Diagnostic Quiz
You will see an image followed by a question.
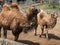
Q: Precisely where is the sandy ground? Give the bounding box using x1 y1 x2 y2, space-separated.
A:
0 16 60 45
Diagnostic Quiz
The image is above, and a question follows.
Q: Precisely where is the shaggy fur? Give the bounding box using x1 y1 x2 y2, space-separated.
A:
0 3 29 41
0 3 39 41
25 5 39 33
37 10 58 39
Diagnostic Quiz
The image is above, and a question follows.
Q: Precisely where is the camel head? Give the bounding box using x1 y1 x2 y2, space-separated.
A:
51 12 58 18
26 5 40 16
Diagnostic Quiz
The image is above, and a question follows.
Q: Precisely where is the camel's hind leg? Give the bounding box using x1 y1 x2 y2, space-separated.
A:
3 28 7 38
0 27 1 37
45 25 49 39
14 34 19 41
12 30 19 41
35 28 37 36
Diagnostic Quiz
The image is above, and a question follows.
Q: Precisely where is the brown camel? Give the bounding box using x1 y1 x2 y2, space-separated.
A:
0 3 39 41
25 5 39 34
0 3 28 41
36 10 58 39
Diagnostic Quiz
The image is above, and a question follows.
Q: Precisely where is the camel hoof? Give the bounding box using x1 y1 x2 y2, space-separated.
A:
14 39 18 41
39 35 46 38
34 34 37 36
39 35 42 37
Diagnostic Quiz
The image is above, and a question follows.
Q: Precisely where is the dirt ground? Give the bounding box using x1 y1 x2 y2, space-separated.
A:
1 16 60 45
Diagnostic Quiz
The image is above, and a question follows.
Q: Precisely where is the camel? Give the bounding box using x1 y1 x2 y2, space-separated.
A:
25 5 39 33
0 3 28 41
36 10 58 39
0 3 39 41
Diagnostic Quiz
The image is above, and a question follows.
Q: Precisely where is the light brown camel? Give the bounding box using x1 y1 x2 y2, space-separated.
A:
36 10 58 39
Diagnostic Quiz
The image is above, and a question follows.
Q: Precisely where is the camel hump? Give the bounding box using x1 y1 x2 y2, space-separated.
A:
38 11 45 19
3 4 10 11
10 3 19 10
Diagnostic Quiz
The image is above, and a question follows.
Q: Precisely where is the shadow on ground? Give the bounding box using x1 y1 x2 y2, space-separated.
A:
38 33 60 40
48 34 60 40
17 40 40 45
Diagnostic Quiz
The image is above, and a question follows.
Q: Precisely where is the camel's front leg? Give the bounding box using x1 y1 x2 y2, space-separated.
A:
12 30 19 41
12 28 22 41
35 28 37 36
34 24 38 36
3 29 7 38
45 28 49 39
40 26 44 37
